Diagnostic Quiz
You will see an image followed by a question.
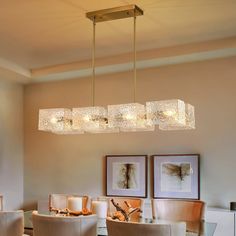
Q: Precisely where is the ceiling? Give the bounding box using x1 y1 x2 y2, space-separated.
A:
0 0 236 70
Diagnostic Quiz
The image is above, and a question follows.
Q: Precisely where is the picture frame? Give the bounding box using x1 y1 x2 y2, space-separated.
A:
106 155 147 198
153 154 200 199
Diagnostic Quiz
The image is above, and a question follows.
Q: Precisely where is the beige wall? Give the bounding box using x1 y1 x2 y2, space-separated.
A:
0 79 24 210
24 56 236 209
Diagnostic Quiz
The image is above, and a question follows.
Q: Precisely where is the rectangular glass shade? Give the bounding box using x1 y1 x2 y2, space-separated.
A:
146 99 186 126
159 103 195 130
108 103 155 132
72 106 118 133
38 108 83 134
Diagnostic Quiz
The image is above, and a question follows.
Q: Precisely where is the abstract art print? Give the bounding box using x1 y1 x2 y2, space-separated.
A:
112 162 140 190
153 154 199 199
106 155 147 197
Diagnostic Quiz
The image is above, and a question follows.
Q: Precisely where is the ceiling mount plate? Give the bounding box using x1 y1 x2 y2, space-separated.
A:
86 5 143 23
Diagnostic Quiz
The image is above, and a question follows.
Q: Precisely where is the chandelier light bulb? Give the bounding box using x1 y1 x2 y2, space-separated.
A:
163 110 176 117
50 117 59 124
83 115 91 122
124 113 136 120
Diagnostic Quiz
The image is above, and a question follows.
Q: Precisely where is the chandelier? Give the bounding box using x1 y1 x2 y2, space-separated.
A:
38 5 195 134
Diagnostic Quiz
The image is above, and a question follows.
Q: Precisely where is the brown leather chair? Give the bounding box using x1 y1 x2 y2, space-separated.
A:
32 211 97 236
0 195 3 211
106 217 186 236
151 199 205 233
49 194 91 210
98 196 144 222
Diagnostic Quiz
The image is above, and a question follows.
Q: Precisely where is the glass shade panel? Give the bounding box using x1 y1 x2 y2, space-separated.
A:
159 103 195 130
108 103 155 132
72 106 118 133
146 99 186 126
38 108 83 134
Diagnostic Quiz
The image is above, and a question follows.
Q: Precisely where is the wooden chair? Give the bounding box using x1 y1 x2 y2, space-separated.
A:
98 196 144 222
0 195 3 211
106 217 186 236
0 210 28 236
151 199 205 233
49 194 91 210
32 211 97 236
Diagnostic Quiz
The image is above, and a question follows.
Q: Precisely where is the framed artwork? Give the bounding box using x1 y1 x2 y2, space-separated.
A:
153 154 200 199
106 155 147 198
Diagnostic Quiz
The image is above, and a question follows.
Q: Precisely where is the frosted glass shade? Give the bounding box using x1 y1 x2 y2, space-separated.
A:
108 103 155 132
72 106 118 133
159 103 195 130
38 108 83 134
146 99 186 126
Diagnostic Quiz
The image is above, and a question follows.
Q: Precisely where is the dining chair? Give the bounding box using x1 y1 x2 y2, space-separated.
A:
32 211 97 236
0 210 28 236
106 217 186 236
49 194 91 210
0 195 3 210
151 199 205 233
98 196 144 222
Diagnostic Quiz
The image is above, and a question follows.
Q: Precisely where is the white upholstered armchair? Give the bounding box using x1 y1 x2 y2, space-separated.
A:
32 210 97 236
0 210 29 236
106 218 186 236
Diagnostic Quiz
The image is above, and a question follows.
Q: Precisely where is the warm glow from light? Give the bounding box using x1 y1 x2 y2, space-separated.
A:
124 113 135 120
50 117 58 124
163 110 176 117
83 115 90 121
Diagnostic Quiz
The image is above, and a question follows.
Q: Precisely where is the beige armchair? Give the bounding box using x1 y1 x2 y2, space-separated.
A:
98 196 144 222
0 195 3 211
32 211 97 236
49 194 91 210
106 218 186 236
151 199 205 233
0 210 27 236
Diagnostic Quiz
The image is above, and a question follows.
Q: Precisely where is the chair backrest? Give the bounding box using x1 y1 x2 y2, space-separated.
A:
0 195 3 211
49 194 90 210
151 199 205 232
99 196 144 222
106 218 186 236
32 211 97 236
0 211 24 236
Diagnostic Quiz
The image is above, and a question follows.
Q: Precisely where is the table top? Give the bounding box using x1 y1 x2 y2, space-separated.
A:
24 211 217 236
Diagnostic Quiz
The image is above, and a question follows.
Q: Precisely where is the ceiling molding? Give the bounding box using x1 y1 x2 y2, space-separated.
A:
0 67 31 84
31 47 236 83
0 57 31 77
0 57 31 83
32 37 236 77
1 37 236 84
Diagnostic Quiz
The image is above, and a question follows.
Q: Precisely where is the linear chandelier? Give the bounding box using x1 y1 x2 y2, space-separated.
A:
38 5 195 134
